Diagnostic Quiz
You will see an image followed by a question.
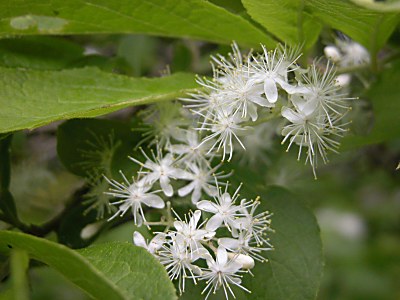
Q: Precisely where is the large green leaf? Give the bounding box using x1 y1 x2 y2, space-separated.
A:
341 61 400 149
308 0 399 51
242 0 398 51
0 231 177 300
0 67 197 133
241 0 322 48
0 0 275 48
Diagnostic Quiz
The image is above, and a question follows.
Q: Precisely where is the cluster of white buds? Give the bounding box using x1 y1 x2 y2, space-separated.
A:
324 35 370 87
133 183 272 299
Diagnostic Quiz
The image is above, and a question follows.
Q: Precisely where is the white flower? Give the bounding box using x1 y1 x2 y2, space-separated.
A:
129 147 191 197
199 246 250 300
235 199 273 247
281 104 346 177
167 130 213 165
196 108 250 162
159 234 207 295
104 172 164 226
219 230 269 262
217 67 271 121
178 162 229 204
197 183 242 234
249 45 299 103
133 231 166 255
299 62 351 126
173 210 215 252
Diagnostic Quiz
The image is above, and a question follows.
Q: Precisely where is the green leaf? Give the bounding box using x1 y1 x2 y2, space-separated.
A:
341 61 400 149
0 0 275 48
307 0 399 51
0 231 177 300
241 0 322 48
242 187 323 300
242 0 398 51
79 242 177 300
0 67 197 133
0 36 84 70
10 249 29 300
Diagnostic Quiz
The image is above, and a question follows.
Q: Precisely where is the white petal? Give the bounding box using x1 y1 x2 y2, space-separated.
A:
191 186 202 204
133 231 147 249
219 237 240 250
281 107 303 124
206 214 224 231
197 200 219 213
149 233 166 252
169 168 191 180
190 210 202 228
174 221 184 232
249 95 272 107
216 246 228 265
247 102 258 121
221 192 232 206
160 176 173 197
264 78 278 103
178 182 195 197
141 194 165 209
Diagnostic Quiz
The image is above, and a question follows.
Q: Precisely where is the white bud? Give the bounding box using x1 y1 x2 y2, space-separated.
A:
324 46 341 62
335 74 351 87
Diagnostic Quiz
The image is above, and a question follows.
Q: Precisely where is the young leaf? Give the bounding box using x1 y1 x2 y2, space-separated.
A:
0 0 275 48
0 67 197 133
241 0 322 48
0 231 177 300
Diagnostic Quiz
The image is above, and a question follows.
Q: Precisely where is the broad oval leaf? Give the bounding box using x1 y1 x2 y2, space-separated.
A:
0 0 275 48
0 231 177 300
0 67 197 133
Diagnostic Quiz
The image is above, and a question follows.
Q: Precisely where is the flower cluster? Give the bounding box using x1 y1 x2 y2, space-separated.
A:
133 183 272 299
102 40 356 299
185 43 351 176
